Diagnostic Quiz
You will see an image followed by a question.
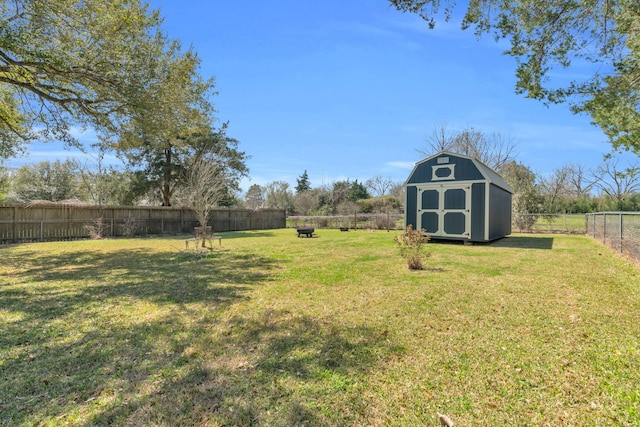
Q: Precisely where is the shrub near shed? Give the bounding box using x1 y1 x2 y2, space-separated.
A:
394 224 431 270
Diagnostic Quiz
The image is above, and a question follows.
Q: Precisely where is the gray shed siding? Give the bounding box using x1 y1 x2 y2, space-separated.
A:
404 152 512 242
488 184 512 240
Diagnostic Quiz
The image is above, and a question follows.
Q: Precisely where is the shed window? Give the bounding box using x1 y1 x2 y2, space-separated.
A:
432 164 455 181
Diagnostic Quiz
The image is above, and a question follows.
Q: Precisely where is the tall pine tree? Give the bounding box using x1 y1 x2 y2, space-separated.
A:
295 170 311 194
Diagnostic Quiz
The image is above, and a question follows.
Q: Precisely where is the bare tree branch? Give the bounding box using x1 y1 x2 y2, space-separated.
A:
419 125 519 171
591 156 640 201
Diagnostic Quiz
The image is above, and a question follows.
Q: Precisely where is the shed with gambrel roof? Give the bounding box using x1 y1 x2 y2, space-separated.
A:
404 151 512 242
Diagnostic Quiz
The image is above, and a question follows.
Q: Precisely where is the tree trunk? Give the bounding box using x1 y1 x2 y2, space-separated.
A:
162 146 172 206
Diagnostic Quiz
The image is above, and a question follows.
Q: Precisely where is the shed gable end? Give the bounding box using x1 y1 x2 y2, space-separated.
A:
406 154 483 184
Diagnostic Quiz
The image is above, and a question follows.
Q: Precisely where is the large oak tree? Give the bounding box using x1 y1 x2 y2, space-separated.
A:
0 0 173 157
111 35 222 206
1 0 247 208
119 124 249 207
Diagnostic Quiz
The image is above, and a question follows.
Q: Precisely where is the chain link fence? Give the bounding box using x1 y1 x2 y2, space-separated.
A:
586 212 640 264
290 212 587 234
512 213 586 234
288 211 405 231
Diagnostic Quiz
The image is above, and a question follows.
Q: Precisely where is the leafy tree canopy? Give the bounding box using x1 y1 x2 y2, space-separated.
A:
348 179 370 201
390 0 640 153
501 160 544 213
120 123 249 207
8 159 79 202
0 163 9 200
245 184 265 210
106 25 221 206
0 0 177 157
264 181 294 213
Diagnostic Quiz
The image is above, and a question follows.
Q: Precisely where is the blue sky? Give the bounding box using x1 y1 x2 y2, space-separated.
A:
7 0 638 193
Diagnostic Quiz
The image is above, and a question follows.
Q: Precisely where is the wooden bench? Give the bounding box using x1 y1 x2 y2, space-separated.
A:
185 235 221 249
296 227 315 238
185 226 222 249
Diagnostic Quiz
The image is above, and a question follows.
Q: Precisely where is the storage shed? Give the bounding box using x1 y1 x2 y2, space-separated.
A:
404 151 512 243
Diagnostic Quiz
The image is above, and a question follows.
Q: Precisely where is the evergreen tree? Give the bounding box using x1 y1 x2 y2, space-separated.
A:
295 170 311 194
348 180 370 202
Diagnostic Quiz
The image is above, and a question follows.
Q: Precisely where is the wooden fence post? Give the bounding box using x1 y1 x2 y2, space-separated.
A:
12 206 17 243
67 206 71 240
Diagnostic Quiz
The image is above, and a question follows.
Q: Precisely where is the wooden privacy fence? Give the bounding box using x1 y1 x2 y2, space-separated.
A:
0 204 285 244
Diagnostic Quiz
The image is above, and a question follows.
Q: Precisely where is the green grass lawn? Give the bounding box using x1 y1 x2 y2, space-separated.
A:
533 213 586 232
1 229 639 426
514 213 587 234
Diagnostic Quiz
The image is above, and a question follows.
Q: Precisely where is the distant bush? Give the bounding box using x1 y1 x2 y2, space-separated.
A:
84 218 108 239
358 195 403 213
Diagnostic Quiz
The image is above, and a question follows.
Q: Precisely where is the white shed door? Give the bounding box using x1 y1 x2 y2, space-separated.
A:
416 184 471 238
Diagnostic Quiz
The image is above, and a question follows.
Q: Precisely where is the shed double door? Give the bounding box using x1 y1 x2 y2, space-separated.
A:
417 184 471 238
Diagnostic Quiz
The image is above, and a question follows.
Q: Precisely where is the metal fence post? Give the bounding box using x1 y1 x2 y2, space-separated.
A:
585 213 590 236
619 213 623 253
